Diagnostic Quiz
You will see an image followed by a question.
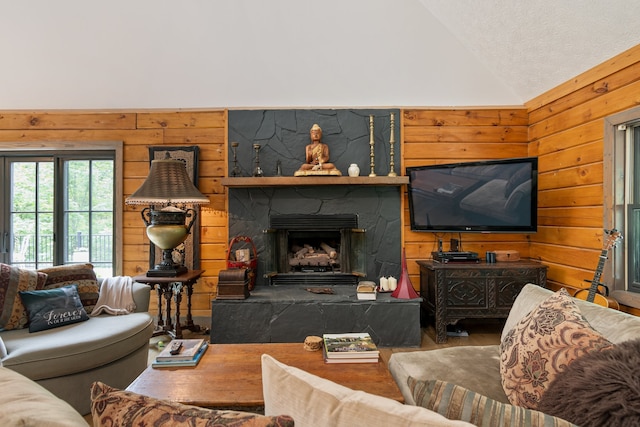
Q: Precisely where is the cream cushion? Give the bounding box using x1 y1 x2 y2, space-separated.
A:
0 366 87 426
261 353 473 427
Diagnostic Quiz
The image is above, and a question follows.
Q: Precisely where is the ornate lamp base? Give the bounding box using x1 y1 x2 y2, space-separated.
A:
147 248 188 277
147 265 187 277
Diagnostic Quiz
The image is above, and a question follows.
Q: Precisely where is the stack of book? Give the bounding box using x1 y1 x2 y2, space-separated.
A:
322 333 379 364
152 338 208 368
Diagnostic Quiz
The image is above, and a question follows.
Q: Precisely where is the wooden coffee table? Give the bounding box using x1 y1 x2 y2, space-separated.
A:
126 343 403 408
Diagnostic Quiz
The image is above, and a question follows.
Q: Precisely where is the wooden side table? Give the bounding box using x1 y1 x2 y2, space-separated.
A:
134 270 204 339
417 260 547 343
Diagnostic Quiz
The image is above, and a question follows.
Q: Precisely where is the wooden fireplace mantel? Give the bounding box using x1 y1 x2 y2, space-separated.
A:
221 176 409 187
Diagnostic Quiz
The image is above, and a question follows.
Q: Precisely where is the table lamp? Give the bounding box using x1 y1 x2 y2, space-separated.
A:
125 153 210 277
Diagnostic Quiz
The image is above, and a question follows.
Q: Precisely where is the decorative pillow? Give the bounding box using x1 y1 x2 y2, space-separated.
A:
0 366 88 427
500 288 613 409
39 263 100 313
408 377 577 427
19 285 89 333
538 339 640 427
261 354 472 427
90 381 294 427
0 263 47 331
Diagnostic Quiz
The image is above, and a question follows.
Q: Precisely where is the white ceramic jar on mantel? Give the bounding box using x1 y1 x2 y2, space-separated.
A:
348 164 360 177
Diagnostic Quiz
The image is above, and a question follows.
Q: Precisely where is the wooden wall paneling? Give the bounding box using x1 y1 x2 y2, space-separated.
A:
136 111 226 129
403 125 528 143
537 206 603 228
0 111 137 130
530 79 640 142
537 161 603 191
537 182 602 208
163 128 225 147
403 109 528 126
530 121 604 157
530 241 601 272
403 143 528 163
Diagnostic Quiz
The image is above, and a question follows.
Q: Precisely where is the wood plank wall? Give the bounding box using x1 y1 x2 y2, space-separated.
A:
0 110 228 317
401 108 531 285
526 44 640 306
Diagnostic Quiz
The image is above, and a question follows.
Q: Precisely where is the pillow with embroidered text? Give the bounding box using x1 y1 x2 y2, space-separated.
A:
19 285 89 332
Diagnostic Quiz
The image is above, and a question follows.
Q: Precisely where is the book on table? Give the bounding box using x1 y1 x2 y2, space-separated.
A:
322 346 379 364
322 333 379 362
155 338 206 362
152 343 208 368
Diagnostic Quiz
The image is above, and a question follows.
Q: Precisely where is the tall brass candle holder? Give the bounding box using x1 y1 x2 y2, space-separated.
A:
253 144 264 177
369 115 376 177
388 113 397 177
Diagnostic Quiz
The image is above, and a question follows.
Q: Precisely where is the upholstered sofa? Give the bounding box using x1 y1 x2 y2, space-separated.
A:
0 263 154 416
388 284 640 426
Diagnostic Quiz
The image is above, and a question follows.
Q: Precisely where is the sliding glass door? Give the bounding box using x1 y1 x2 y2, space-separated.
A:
1 152 115 277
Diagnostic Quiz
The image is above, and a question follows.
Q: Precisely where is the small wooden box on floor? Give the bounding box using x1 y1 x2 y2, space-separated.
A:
216 269 250 300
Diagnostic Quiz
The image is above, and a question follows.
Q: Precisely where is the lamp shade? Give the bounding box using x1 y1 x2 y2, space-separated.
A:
125 156 210 205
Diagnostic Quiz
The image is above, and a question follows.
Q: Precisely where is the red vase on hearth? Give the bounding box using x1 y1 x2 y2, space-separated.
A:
391 249 420 299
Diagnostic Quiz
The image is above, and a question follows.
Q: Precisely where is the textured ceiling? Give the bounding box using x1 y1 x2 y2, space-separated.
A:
1 1 640 108
421 0 640 101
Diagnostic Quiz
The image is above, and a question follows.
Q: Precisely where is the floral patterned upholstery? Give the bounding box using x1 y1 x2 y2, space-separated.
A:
91 382 294 427
499 288 612 409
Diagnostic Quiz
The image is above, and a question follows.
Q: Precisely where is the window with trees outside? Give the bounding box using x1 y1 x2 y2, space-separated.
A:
0 142 123 277
606 106 640 295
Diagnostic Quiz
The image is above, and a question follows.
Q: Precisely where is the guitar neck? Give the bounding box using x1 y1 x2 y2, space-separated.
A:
588 249 608 302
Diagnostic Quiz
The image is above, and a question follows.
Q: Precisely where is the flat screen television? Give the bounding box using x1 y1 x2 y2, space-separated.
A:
407 157 538 233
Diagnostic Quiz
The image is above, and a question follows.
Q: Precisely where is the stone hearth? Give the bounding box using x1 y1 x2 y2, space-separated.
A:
210 286 421 347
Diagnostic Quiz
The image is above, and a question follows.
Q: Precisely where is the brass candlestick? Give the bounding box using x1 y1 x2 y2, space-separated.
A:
252 144 263 177
231 141 241 177
369 115 376 177
388 113 397 177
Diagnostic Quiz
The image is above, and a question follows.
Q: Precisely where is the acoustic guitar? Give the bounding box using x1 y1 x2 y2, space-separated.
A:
574 229 622 309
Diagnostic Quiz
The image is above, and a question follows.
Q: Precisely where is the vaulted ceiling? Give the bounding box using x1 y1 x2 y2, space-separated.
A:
421 0 640 102
1 1 640 109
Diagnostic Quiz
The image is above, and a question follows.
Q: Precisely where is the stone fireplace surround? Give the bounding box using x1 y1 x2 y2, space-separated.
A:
213 109 420 347
227 109 403 287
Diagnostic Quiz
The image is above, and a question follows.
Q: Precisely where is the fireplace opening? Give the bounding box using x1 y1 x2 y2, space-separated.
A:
287 230 341 273
266 214 365 286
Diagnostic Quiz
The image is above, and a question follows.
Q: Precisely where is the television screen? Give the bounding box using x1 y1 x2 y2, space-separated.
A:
407 157 538 233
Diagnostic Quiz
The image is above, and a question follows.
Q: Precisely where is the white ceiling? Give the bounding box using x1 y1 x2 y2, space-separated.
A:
1 0 639 109
420 0 640 102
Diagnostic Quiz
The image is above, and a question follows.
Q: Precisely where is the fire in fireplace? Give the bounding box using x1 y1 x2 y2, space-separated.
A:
265 214 365 286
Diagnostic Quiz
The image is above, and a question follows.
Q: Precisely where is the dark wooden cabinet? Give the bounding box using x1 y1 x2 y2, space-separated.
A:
417 260 547 343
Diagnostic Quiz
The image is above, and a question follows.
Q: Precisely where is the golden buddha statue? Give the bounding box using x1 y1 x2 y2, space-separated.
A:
294 124 342 176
